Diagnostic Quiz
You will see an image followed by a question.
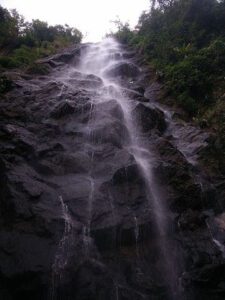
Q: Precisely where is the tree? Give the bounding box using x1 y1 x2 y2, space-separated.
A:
0 5 18 49
0 4 82 69
151 0 175 10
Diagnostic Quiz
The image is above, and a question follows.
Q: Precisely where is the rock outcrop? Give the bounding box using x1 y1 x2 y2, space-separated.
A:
0 40 224 300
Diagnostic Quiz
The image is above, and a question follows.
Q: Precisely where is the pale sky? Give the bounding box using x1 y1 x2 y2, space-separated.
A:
1 0 150 42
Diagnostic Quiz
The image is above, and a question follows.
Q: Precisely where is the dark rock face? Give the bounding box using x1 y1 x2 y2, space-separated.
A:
153 138 203 210
134 103 167 134
0 40 224 300
104 61 140 79
50 100 77 118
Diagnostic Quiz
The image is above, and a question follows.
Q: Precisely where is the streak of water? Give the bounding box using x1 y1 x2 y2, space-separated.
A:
115 284 119 300
82 177 95 255
206 219 225 259
213 239 225 258
134 216 139 258
50 195 72 300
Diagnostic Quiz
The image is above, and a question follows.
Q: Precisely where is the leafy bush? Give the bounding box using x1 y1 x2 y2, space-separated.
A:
109 21 135 45
0 56 20 68
26 63 50 75
164 52 213 109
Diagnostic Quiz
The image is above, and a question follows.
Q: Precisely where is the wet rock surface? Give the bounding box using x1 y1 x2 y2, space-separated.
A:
103 61 140 79
133 103 167 134
0 40 224 300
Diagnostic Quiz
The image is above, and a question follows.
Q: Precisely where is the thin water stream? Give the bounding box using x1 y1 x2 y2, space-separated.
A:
50 196 72 299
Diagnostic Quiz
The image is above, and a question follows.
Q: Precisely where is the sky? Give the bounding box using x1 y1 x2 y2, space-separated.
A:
1 0 150 42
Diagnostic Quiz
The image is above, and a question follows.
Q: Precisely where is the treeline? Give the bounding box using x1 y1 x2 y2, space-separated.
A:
0 5 82 69
113 0 225 174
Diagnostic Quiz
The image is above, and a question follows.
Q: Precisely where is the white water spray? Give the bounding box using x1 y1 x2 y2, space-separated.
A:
76 38 179 297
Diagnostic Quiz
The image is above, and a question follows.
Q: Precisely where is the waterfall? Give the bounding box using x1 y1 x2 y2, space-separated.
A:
47 37 182 299
2 29 224 299
76 38 180 298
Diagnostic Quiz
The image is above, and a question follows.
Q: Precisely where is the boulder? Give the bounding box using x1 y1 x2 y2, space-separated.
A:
36 152 91 176
145 82 162 101
50 98 91 119
154 138 203 211
90 118 129 148
133 103 167 133
36 44 85 66
94 99 124 121
121 88 149 102
68 75 103 89
50 100 76 118
104 62 140 79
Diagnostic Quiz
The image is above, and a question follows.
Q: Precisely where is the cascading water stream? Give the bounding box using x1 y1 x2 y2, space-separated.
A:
47 37 183 299
76 38 180 298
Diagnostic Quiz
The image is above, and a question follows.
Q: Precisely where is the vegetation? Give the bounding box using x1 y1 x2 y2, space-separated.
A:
112 0 225 175
0 5 82 71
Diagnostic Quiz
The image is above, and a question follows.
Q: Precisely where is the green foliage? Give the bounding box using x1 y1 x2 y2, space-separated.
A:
0 6 19 49
112 0 225 172
11 46 40 67
26 63 50 75
0 5 83 69
164 51 212 110
111 21 135 44
177 92 198 115
0 56 19 68
113 0 225 116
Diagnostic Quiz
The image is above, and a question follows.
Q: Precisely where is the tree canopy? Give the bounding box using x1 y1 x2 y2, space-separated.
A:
0 5 82 68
